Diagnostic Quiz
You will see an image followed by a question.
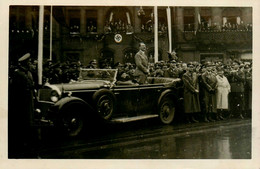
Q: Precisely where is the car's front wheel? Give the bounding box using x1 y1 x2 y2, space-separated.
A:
159 97 175 124
60 106 85 137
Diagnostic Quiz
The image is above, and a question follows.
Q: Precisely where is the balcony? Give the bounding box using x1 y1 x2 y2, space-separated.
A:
196 30 252 45
182 30 252 51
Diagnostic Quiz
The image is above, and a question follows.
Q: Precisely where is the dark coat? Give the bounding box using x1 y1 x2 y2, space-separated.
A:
229 70 245 92
10 66 35 127
201 72 217 113
134 50 149 84
182 72 201 113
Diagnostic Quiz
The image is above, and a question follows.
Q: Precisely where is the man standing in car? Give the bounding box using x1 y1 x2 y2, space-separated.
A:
134 42 149 84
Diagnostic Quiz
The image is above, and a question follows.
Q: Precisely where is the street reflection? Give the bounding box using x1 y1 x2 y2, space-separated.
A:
86 124 251 159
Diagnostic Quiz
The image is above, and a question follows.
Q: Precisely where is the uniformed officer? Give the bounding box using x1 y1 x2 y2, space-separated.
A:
244 64 252 117
229 61 246 119
201 62 218 122
9 53 36 156
182 63 201 123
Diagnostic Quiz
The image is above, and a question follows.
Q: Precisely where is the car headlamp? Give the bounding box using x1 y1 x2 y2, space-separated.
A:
50 90 59 102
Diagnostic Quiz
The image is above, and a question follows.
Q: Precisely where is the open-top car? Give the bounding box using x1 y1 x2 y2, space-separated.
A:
37 68 182 136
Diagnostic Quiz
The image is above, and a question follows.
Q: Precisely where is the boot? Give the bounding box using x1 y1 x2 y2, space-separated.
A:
204 116 210 122
239 113 245 119
219 111 225 120
191 115 199 123
186 114 191 123
208 114 215 122
216 113 221 121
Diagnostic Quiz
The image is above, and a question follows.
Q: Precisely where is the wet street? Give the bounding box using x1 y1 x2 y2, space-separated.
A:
14 118 251 159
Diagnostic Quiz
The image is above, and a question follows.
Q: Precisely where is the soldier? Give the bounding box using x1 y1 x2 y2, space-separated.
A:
201 62 218 122
9 53 36 156
87 59 98 69
182 63 201 123
134 42 149 84
244 64 252 118
229 61 246 119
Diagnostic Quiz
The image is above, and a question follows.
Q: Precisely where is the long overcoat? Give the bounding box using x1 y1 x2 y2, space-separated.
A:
182 72 201 113
134 50 149 84
216 75 230 109
201 72 217 113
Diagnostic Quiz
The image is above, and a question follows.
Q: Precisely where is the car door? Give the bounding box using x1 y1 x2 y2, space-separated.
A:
113 85 140 117
137 84 163 115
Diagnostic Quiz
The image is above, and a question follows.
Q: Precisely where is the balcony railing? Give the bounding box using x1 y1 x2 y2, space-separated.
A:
183 30 252 45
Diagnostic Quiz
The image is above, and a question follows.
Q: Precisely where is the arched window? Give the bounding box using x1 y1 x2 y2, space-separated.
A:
184 8 195 31
99 48 114 68
199 7 212 31
105 7 133 34
123 48 138 64
147 48 162 63
222 8 242 26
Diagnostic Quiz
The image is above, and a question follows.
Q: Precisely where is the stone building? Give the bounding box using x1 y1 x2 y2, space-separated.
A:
9 6 252 67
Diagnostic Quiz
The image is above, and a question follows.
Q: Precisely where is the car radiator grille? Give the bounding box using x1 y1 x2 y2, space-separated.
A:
38 89 52 102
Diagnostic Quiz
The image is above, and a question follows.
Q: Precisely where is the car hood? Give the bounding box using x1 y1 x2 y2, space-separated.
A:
52 80 111 91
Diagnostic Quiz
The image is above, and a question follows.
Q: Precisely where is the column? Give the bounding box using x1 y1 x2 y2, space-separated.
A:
194 7 199 31
25 7 32 29
80 8 86 35
212 7 222 30
97 8 104 33
176 7 184 32
134 7 142 33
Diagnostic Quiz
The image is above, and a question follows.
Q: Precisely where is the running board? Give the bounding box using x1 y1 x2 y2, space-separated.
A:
111 114 159 123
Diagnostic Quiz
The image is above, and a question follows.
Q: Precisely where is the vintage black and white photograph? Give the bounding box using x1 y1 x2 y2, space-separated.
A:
1 0 260 168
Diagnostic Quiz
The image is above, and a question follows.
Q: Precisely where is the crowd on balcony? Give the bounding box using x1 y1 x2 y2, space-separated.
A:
140 22 168 33
198 21 252 32
103 20 134 34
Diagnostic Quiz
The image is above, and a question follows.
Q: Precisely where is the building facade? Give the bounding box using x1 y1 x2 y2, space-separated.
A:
9 6 252 67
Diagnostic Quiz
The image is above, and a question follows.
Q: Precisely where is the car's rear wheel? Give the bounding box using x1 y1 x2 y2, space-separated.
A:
159 97 175 124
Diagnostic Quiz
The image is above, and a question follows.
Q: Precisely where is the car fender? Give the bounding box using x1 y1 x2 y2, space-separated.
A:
54 96 94 114
157 89 177 106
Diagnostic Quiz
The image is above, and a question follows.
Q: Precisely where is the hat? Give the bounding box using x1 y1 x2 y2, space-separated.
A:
18 53 30 62
244 64 250 69
187 62 194 67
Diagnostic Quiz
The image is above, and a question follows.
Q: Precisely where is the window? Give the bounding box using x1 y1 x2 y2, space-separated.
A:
184 8 195 31
140 8 153 32
199 7 212 31
69 10 80 34
86 10 97 33
158 9 167 33
105 7 133 34
222 8 242 29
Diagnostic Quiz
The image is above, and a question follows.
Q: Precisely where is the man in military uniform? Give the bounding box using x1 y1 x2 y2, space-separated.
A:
229 62 246 118
201 62 218 122
9 53 35 157
244 64 252 117
182 63 201 123
134 42 149 84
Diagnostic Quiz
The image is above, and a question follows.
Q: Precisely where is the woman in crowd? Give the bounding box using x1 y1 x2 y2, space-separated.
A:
216 68 231 120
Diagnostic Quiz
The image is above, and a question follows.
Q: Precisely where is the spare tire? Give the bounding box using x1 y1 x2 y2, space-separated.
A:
93 89 116 120
158 96 176 124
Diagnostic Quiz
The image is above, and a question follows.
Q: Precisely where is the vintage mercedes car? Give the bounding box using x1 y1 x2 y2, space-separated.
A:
37 69 182 136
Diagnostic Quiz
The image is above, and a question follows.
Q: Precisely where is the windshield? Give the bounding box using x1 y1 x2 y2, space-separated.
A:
78 69 118 83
